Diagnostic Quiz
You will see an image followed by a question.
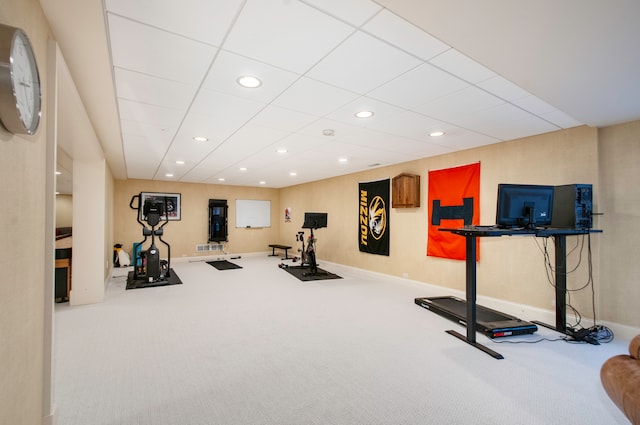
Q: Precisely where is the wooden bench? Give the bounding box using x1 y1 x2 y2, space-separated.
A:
268 244 292 259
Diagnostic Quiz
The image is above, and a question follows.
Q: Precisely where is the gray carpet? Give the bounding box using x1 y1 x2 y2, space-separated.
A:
54 256 630 425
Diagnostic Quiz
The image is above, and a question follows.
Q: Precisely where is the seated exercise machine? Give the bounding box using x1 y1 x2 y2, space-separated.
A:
126 193 176 289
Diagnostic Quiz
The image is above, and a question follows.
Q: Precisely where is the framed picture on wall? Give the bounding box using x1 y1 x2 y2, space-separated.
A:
140 192 181 221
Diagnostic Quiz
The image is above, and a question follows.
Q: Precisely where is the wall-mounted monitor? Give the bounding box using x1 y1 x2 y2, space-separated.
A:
496 184 554 229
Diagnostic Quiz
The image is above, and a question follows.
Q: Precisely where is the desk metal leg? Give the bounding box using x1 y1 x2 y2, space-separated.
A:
446 234 504 359
533 235 569 335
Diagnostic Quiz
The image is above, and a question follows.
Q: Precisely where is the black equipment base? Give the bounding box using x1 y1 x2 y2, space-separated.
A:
415 296 538 338
126 268 182 290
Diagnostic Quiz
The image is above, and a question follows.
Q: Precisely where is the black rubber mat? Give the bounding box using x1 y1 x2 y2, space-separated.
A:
126 269 182 290
207 260 242 270
281 265 342 282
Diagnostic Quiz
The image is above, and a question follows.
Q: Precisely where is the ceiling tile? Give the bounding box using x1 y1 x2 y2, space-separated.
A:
324 97 468 144
477 75 534 102
415 86 505 124
539 109 583 129
202 50 300 103
301 0 382 26
117 99 184 131
272 77 360 116
362 8 449 61
105 0 244 45
120 119 174 148
307 31 422 94
188 88 267 139
511 95 556 115
324 96 407 128
223 0 355 74
114 68 198 110
429 48 496 84
368 62 469 109
249 105 318 133
108 14 216 84
461 103 561 141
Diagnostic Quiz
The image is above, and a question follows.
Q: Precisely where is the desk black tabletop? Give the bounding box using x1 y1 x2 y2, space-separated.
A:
439 226 602 237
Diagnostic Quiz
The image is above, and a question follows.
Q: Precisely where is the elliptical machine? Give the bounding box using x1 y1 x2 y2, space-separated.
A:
127 193 172 289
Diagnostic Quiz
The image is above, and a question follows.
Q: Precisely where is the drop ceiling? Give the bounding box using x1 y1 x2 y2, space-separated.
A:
43 0 640 191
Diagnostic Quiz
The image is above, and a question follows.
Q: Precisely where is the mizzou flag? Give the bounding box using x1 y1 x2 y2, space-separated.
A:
427 163 480 260
358 179 390 256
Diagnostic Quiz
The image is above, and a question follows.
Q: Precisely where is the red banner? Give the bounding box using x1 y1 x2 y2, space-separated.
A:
427 163 480 260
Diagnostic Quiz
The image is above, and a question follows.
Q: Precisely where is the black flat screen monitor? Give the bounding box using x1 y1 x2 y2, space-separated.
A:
496 184 554 229
302 212 327 229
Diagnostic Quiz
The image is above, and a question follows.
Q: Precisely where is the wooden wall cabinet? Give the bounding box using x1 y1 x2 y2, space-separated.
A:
392 173 420 208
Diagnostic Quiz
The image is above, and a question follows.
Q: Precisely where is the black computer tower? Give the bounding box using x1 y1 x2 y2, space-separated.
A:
551 184 593 229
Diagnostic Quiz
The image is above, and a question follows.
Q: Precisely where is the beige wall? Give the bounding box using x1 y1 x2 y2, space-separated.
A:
0 1 52 424
114 179 280 259
105 166 114 281
55 194 73 228
278 125 624 326
112 124 640 330
598 120 640 327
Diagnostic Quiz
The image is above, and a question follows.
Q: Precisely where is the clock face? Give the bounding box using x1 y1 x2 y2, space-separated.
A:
0 24 41 135
11 30 41 134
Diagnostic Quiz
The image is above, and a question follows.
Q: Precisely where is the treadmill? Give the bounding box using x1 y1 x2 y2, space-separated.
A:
415 296 537 338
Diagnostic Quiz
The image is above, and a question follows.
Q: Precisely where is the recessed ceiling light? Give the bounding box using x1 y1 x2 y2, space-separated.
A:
355 110 374 118
165 173 174 177
429 131 445 137
239 167 247 172
259 181 266 185
323 129 335 136
289 172 297 176
193 136 208 142
276 148 287 154
218 178 225 182
175 160 185 165
338 157 348 163
55 171 61 175
237 75 262 88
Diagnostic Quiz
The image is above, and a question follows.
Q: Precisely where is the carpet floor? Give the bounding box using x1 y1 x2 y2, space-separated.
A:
54 255 630 425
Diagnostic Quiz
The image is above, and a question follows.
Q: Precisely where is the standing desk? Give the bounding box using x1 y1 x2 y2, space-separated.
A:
439 226 601 359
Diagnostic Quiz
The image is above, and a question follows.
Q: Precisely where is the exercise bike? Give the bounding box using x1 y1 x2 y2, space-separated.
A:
300 212 327 277
302 229 319 276
126 194 173 289
293 230 319 275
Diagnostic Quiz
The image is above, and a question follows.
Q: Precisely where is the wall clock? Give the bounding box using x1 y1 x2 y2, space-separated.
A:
0 23 41 135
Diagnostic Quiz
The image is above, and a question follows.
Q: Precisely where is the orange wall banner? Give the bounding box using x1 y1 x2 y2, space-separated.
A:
427 163 480 260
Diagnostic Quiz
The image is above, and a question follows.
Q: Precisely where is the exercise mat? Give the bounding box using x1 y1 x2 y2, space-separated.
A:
281 265 342 282
126 269 183 290
207 260 242 270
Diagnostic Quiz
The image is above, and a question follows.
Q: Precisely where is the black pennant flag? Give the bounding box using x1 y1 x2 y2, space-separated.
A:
358 179 390 256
